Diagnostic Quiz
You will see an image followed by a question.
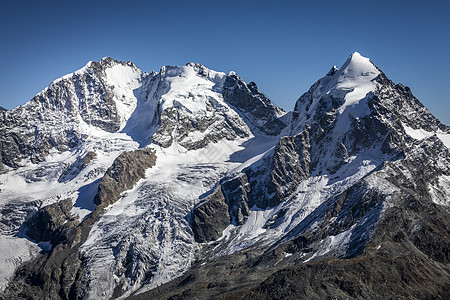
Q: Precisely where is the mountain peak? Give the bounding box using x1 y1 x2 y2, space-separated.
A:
293 52 381 131
340 52 378 78
326 65 339 76
326 52 380 114
348 51 363 59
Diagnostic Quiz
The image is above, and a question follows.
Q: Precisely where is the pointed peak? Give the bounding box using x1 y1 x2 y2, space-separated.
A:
345 52 374 66
339 52 378 78
348 51 363 59
344 52 373 67
327 66 339 76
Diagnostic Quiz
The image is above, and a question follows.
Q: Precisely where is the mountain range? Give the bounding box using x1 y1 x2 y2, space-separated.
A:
0 52 449 300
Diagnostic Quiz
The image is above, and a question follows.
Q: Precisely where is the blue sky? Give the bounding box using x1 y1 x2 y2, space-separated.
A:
1 0 449 124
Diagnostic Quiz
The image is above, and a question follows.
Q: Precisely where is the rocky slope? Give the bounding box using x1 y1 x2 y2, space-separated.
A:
1 53 449 300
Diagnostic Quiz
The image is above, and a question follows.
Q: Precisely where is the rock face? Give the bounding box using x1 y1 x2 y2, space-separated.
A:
222 74 286 135
149 63 254 150
5 199 84 300
0 57 144 169
25 199 76 244
94 148 156 207
192 187 230 243
1 53 450 300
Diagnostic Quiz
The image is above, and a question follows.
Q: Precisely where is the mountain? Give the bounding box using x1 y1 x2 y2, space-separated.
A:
0 53 449 300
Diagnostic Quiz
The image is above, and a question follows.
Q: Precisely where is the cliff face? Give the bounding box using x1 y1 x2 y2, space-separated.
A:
94 148 156 207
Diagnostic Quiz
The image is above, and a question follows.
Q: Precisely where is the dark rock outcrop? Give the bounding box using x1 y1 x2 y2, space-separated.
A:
25 199 77 245
81 151 96 168
192 187 230 243
5 199 84 300
222 74 286 135
247 254 449 300
230 129 311 211
94 148 157 207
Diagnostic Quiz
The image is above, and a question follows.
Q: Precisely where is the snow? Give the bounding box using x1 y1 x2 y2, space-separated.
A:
437 132 450 148
104 64 143 129
229 135 281 174
303 227 353 263
403 123 434 140
332 52 380 114
429 175 450 207
72 179 101 220
0 236 40 292
329 52 379 136
0 118 141 291
80 138 249 299
402 123 450 148
294 52 379 137
216 148 383 258
158 64 226 113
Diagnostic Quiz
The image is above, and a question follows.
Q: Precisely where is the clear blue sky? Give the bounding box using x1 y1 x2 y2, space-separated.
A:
1 0 449 124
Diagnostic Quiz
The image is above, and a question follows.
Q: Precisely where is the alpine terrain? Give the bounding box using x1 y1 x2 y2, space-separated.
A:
0 53 449 300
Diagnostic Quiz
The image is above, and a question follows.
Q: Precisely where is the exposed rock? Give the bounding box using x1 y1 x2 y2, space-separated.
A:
197 130 311 234
222 74 286 135
4 199 84 300
373 72 449 133
222 174 251 225
151 105 249 150
265 131 311 206
58 151 97 182
25 199 76 245
0 58 144 169
81 151 96 168
246 254 449 300
192 187 230 243
94 148 157 207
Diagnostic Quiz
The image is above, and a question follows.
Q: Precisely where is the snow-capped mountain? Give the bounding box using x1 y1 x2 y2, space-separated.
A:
1 53 449 300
